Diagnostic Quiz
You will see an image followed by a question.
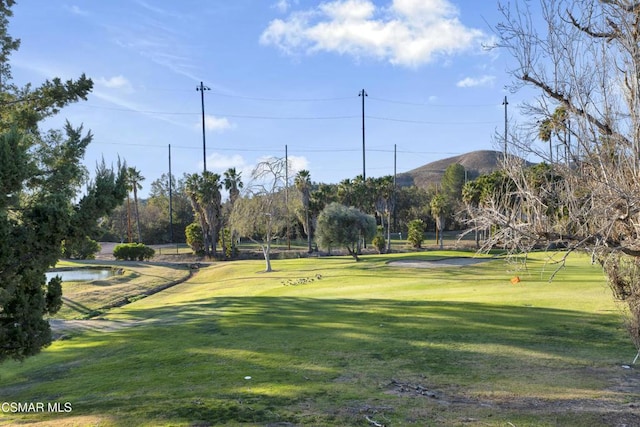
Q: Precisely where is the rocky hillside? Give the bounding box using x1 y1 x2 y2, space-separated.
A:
396 150 510 189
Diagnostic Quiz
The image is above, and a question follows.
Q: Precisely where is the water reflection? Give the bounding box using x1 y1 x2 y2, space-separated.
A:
45 269 115 282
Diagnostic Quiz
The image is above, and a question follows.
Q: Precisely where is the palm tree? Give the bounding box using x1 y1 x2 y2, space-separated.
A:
126 167 145 242
294 170 312 253
223 168 243 256
538 106 568 164
337 178 353 206
185 173 209 255
201 171 223 257
185 172 223 257
223 167 243 205
430 193 448 249
372 176 394 252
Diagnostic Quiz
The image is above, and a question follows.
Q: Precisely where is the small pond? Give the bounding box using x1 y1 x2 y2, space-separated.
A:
45 269 116 282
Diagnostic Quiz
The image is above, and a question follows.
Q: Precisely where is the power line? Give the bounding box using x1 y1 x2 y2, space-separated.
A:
82 103 498 125
367 115 499 125
88 140 364 152
129 85 505 107
89 140 464 157
220 113 358 120
367 96 500 108
82 104 359 120
208 92 354 102
130 87 355 102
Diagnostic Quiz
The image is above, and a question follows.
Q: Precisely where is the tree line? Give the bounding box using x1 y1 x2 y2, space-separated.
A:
96 161 472 254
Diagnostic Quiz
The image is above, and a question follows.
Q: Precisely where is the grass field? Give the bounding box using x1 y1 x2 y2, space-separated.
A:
1 251 639 426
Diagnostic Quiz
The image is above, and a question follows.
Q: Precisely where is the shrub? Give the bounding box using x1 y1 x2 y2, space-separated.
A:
185 222 204 254
407 219 425 249
61 236 101 259
372 226 386 254
113 243 155 261
219 227 237 259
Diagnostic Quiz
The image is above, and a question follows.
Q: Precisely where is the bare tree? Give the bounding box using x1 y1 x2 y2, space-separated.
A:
230 157 290 272
466 0 640 351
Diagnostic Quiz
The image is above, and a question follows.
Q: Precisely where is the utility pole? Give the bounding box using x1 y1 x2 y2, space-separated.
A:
393 143 397 233
390 143 397 253
359 89 367 179
502 96 508 162
168 144 174 244
285 144 290 250
197 81 210 172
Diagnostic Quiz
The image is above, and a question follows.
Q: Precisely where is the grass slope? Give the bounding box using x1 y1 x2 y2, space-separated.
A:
1 252 638 426
51 260 191 319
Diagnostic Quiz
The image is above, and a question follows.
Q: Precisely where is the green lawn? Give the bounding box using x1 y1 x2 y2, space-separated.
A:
1 251 638 426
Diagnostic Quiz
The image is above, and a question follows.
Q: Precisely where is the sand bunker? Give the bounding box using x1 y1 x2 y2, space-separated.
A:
387 257 492 268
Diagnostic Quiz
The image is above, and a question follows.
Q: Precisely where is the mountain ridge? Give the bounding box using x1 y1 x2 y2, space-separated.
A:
397 150 510 188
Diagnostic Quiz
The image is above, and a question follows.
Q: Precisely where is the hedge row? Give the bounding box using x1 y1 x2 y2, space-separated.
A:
113 243 155 261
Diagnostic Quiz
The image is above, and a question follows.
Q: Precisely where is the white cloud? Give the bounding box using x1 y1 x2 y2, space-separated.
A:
456 74 495 88
67 5 89 16
202 115 234 132
260 0 487 67
206 153 249 172
253 155 309 176
199 153 252 199
272 0 293 13
287 155 309 174
97 75 132 90
197 154 310 191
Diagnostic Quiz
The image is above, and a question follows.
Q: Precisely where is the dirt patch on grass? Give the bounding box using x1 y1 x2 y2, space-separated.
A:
385 375 640 426
387 257 492 268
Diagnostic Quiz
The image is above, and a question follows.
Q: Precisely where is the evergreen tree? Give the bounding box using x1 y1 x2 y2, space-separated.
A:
0 2 127 362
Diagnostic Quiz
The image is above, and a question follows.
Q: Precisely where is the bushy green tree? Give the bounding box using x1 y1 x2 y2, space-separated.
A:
441 163 466 202
316 202 376 261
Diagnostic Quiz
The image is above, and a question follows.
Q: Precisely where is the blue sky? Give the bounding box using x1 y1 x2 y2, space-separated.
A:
9 0 530 198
